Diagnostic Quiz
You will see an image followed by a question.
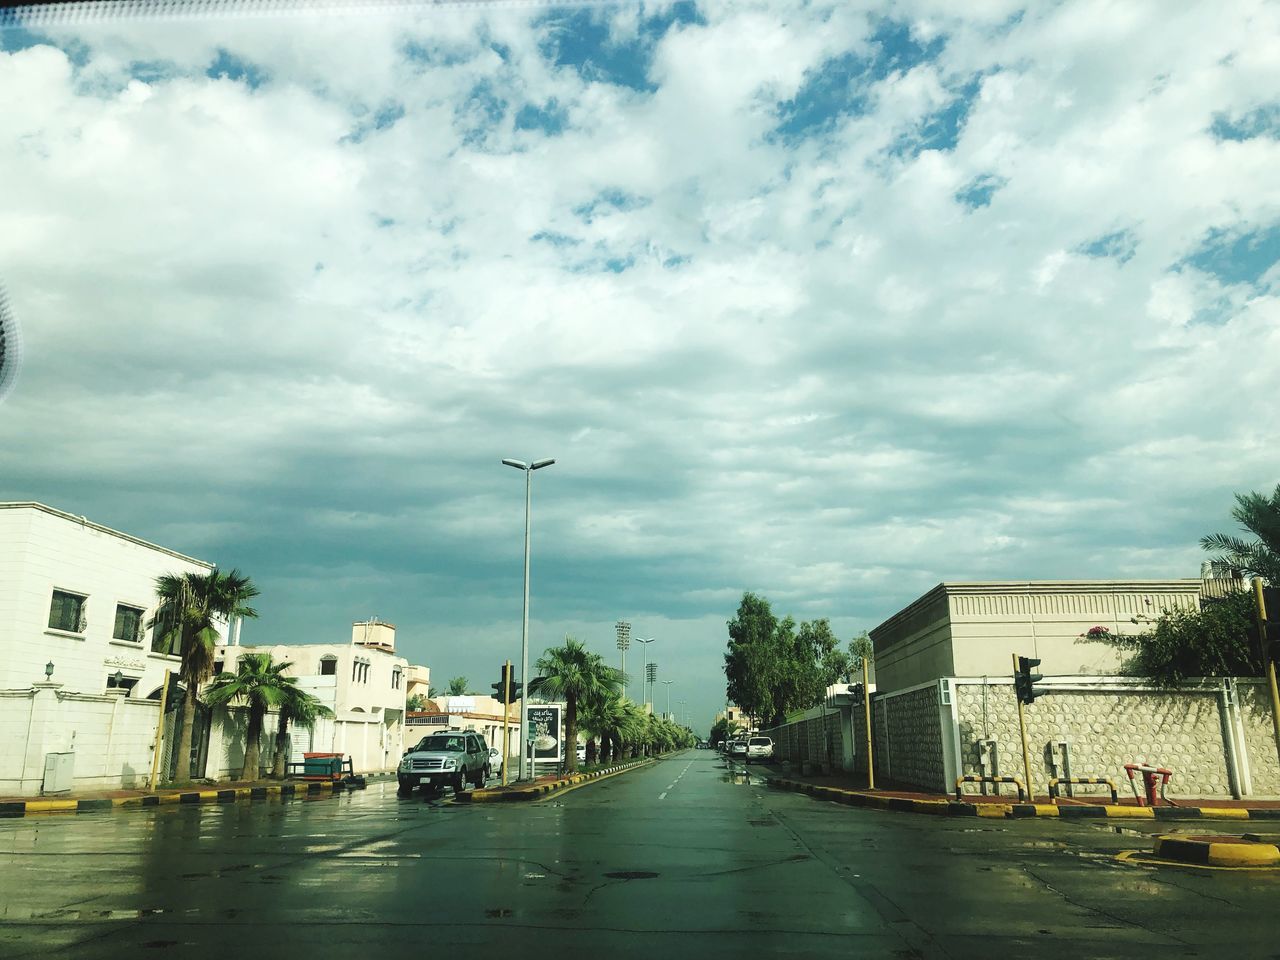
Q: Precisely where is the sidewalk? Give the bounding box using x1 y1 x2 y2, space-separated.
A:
0 772 393 818
750 759 1280 821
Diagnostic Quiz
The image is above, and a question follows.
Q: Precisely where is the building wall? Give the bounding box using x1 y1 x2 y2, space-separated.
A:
0 503 217 699
0 686 163 796
869 589 953 697
871 581 1206 694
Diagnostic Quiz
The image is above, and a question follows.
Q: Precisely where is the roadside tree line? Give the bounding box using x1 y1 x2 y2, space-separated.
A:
722 592 871 730
150 569 332 783
530 636 697 773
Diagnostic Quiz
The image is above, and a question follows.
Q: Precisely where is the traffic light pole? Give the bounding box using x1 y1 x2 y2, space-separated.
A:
502 660 512 786
1014 653 1034 801
1255 579 1280 766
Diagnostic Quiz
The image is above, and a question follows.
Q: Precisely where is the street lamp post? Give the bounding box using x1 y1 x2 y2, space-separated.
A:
662 679 673 720
502 456 556 782
636 637 654 708
616 621 631 700
678 699 687 728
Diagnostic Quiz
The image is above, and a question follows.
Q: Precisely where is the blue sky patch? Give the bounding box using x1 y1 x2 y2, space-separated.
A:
573 188 650 223
531 231 582 247
456 80 507 147
1210 103 1280 141
1078 228 1138 264
955 173 1006 209
342 101 406 145
888 76 981 158
129 60 178 85
515 98 567 135
1182 223 1280 287
206 49 268 89
773 19 950 145
536 4 700 93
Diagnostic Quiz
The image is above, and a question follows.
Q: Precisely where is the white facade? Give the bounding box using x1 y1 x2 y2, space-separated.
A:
0 502 219 697
221 621 411 775
0 502 223 795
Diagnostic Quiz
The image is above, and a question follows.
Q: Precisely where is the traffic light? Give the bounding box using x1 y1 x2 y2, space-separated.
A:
491 664 523 704
1014 656 1044 705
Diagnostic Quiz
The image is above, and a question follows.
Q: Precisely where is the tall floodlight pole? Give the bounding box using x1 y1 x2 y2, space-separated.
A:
502 456 556 782
662 679 674 720
616 621 631 700
645 662 657 711
636 637 654 708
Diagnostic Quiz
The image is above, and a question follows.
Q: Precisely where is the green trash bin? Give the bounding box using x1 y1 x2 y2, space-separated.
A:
302 752 343 780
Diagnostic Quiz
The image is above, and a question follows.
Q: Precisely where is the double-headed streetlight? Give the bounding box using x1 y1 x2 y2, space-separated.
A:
662 679 674 720
502 456 555 782
636 637 655 708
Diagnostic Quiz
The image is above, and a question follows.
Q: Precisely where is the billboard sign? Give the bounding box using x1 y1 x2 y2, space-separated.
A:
526 704 563 762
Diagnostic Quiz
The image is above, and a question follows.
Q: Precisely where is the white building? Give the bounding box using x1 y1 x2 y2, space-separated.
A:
412 694 520 761
220 620 412 775
0 502 222 796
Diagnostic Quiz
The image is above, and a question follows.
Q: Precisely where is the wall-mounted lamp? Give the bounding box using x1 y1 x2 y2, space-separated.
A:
44 661 54 680
113 670 124 687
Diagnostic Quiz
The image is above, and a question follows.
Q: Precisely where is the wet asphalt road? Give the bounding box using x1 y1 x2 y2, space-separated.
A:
1 750 1277 959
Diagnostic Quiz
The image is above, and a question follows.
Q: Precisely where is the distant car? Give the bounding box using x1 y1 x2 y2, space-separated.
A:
398 732 490 795
745 736 773 763
727 740 747 760
488 747 504 779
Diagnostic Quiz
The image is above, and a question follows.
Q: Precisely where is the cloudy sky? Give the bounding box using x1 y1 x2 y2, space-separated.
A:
1 0 1277 730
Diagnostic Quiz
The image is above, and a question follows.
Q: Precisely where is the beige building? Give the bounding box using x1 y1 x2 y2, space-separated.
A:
869 580 1205 694
221 620 412 774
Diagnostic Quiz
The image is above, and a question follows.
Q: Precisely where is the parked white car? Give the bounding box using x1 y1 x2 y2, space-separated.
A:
745 736 773 762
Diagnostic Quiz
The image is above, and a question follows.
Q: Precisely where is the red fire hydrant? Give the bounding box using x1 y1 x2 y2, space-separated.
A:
1123 763 1173 806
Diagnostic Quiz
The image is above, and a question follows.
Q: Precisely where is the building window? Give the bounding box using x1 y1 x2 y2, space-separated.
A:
392 668 402 690
48 590 87 633
106 674 138 694
320 657 337 676
213 661 225 675
150 602 181 656
352 660 370 683
113 604 145 643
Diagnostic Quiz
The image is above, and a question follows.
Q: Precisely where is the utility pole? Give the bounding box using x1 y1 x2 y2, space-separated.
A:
1255 579 1280 765
862 656 874 790
662 679 673 719
1014 652 1034 800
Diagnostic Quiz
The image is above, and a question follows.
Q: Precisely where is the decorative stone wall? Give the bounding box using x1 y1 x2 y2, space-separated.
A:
874 684 945 791
763 711 844 769
952 680 1260 798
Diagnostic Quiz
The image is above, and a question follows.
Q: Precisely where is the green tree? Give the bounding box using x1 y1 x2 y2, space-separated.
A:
270 685 335 779
724 592 782 724
530 636 624 773
205 652 293 781
150 568 259 783
1201 484 1280 583
1081 591 1262 684
406 693 426 711
447 676 469 696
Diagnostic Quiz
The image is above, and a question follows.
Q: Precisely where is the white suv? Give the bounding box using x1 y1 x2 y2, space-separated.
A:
398 732 490 795
745 736 773 763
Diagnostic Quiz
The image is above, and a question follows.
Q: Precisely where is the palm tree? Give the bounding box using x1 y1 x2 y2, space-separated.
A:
204 653 292 781
530 637 624 773
447 676 469 696
270 685 335 779
151 568 259 783
1201 484 1280 584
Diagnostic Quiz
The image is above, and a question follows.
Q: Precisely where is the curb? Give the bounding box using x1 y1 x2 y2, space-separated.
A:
764 777 1280 821
1152 834 1280 867
460 759 655 803
0 779 355 818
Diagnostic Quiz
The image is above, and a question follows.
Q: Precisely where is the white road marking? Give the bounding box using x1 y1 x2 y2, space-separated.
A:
659 761 695 800
658 791 668 800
